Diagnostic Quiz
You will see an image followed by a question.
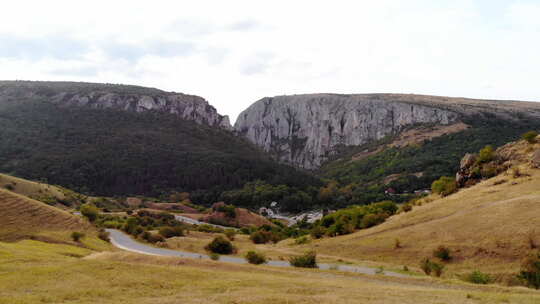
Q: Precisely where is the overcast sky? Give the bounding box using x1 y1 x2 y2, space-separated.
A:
1 0 539 122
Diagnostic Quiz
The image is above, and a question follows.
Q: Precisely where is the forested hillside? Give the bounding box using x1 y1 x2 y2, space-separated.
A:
318 114 540 207
0 83 321 208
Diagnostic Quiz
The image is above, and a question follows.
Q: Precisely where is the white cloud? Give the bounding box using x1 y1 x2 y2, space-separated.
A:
0 0 539 123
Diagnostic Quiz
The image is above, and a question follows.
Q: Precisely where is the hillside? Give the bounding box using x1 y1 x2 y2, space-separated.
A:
295 137 540 279
236 93 540 208
0 187 108 248
0 81 321 209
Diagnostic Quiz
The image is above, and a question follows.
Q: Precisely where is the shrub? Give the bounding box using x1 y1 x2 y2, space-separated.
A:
159 226 184 238
294 236 310 245
224 229 236 241
215 204 236 218
478 145 495 163
519 251 540 289
80 203 99 222
433 246 452 261
205 236 235 254
467 270 491 284
4 183 14 191
310 225 326 239
103 220 121 229
420 258 433 275
420 258 444 277
71 231 85 242
522 131 538 144
289 251 318 268
431 176 457 196
250 230 272 244
209 253 220 261
196 224 224 234
98 230 110 242
431 261 445 277
401 203 413 213
140 231 164 243
245 251 267 265
360 213 387 229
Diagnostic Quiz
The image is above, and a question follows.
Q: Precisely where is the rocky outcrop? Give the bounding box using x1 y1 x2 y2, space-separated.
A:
0 81 231 129
234 94 460 169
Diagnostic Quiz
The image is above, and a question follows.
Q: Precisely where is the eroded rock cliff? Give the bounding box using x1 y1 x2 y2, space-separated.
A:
235 94 464 169
0 81 231 129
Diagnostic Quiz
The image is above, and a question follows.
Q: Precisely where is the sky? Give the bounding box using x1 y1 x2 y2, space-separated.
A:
1 0 540 123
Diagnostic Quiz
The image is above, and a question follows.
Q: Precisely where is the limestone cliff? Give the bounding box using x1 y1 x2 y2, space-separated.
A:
234 93 540 169
0 81 231 129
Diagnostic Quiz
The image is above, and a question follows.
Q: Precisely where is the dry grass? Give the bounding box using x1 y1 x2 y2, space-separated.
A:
0 188 110 251
1 240 539 304
0 173 68 202
295 164 540 278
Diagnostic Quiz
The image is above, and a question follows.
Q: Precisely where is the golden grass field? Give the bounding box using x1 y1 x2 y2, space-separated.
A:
287 141 540 281
1 239 539 304
1 140 539 303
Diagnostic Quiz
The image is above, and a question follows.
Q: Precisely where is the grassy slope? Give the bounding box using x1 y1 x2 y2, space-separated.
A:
300 142 540 277
1 241 539 304
0 188 110 250
0 173 71 203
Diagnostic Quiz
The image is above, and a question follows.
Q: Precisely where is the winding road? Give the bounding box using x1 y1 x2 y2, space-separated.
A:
106 229 406 277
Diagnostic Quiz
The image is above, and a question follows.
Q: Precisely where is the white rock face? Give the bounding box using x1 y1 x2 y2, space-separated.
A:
235 94 459 169
0 81 231 129
51 92 232 129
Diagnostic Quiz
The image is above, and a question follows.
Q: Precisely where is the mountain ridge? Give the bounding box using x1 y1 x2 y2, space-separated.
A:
235 93 540 169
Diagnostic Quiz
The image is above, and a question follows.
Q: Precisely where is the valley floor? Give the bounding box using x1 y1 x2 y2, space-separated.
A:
1 240 539 304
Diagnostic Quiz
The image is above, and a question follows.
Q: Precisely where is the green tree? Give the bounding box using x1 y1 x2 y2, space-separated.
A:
80 203 99 222
478 145 495 163
431 176 457 196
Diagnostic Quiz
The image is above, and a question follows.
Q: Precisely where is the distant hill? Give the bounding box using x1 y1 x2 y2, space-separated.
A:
236 93 540 207
304 136 540 279
0 81 321 209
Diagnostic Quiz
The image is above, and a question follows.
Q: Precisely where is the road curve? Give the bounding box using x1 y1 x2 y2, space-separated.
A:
106 229 406 277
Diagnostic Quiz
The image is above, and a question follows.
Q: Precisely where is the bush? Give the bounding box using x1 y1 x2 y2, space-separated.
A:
467 270 491 284
360 213 387 229
159 226 184 238
143 232 165 244
310 225 326 239
431 261 445 277
205 236 235 254
433 245 452 261
71 231 85 242
215 204 237 218
401 203 413 213
480 164 498 178
420 258 433 275
478 145 495 163
519 251 540 289
197 224 224 234
420 258 444 277
98 230 110 242
431 176 457 196
294 236 310 245
289 251 318 268
245 251 267 265
80 203 99 222
209 253 220 261
224 229 236 241
250 230 272 244
522 131 538 144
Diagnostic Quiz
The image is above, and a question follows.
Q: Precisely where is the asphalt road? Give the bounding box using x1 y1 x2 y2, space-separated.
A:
106 229 406 277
